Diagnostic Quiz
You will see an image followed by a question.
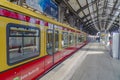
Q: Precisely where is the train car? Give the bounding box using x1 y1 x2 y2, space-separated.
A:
0 0 87 80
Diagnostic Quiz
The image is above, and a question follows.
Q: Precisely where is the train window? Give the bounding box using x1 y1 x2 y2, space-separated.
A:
78 35 82 43
69 33 74 45
46 29 53 55
62 32 68 48
7 24 40 65
74 34 77 44
82 36 85 42
72 34 75 45
55 31 59 52
76 34 79 44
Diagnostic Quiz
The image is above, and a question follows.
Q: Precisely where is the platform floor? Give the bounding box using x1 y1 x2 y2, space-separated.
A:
39 43 120 80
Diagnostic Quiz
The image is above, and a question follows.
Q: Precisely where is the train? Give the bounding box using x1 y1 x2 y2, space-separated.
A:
0 0 87 80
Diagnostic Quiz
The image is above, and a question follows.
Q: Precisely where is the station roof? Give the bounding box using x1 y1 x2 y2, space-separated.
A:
63 0 120 34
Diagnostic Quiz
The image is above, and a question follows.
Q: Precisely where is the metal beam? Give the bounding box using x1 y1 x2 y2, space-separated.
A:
96 0 101 30
63 0 85 25
81 7 103 21
63 0 88 27
76 0 89 26
76 0 97 14
85 16 98 24
105 0 118 29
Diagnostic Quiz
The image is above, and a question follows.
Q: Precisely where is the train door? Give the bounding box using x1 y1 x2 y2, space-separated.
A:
54 30 60 64
45 24 61 69
62 32 69 57
45 28 54 70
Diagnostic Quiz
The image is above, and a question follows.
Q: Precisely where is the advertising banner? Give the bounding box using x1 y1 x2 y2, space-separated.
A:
26 0 58 19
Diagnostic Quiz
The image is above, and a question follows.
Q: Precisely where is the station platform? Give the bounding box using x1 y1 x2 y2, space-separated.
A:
39 43 120 80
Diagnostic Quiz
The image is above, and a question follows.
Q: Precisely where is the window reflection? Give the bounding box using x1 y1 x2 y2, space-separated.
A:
8 25 40 64
55 31 59 52
62 32 68 48
69 33 74 45
46 30 53 55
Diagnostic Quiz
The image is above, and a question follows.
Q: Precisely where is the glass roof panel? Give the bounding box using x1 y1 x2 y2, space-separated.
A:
83 18 87 22
93 3 96 11
78 0 87 7
84 8 89 15
79 12 85 17
89 20 92 23
68 0 80 11
89 5 93 13
98 0 104 6
114 11 119 16
108 0 114 7
98 8 103 15
94 18 97 22
65 0 119 32
87 16 91 20
98 5 103 10
118 5 120 9
94 13 97 17
87 0 92 4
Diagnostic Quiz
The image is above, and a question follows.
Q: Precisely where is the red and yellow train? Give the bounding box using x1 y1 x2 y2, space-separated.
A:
0 0 87 80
